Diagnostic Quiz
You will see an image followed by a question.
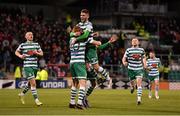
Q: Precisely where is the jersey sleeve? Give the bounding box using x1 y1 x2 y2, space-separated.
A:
123 49 128 58
37 43 42 51
16 44 22 52
85 37 94 44
158 58 162 67
142 48 146 58
85 24 93 32
146 59 150 68
76 30 90 42
97 42 111 50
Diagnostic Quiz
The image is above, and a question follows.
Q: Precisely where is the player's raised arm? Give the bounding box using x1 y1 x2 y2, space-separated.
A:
91 40 101 46
97 34 118 50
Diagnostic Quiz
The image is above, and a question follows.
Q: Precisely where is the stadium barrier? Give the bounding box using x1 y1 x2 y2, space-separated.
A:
169 82 180 90
40 80 67 88
65 77 173 90
0 80 15 89
0 79 179 90
15 79 67 89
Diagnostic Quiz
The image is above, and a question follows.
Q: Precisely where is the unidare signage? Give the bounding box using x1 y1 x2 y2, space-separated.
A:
40 80 67 88
16 80 67 88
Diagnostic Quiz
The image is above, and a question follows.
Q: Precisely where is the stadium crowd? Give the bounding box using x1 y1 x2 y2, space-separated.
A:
0 7 122 72
130 17 180 54
0 7 179 80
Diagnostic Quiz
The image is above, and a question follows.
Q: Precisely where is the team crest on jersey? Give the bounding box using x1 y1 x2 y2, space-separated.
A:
151 63 157 68
132 54 141 60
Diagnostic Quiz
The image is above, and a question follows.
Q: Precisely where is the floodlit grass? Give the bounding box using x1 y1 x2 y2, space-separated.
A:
0 89 180 115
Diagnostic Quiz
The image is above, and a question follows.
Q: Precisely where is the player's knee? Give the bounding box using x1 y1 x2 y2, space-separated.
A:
79 80 86 87
30 83 36 87
29 79 36 87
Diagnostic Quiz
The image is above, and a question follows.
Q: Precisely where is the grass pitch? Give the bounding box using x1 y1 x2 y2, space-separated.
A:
0 89 180 115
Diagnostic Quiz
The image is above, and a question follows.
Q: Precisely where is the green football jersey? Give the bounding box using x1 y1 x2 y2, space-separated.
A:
16 41 42 68
124 47 145 70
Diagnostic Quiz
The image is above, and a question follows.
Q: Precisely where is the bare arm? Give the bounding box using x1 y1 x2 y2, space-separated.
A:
122 56 128 67
97 34 118 50
143 57 147 69
15 50 25 59
122 49 128 67
34 50 43 56
91 40 102 46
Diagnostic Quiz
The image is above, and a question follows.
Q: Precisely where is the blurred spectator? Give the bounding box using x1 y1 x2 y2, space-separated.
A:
163 62 170 80
39 57 46 68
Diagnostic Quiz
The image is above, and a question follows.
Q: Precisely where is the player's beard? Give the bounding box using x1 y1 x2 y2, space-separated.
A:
133 45 138 48
81 18 87 23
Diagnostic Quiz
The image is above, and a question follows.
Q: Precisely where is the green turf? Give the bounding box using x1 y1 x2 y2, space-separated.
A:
0 89 180 115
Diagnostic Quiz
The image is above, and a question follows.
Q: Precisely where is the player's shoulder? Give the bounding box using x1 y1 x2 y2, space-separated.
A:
19 42 25 45
77 22 82 26
155 57 160 61
126 47 131 51
127 47 144 51
84 21 92 27
77 21 93 28
138 47 145 51
20 42 28 46
86 21 92 25
147 58 152 62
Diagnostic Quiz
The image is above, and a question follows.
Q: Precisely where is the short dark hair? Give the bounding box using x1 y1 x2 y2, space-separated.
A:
81 9 89 14
132 36 138 40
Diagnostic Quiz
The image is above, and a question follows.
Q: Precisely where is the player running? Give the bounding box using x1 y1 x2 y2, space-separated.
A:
15 32 43 106
122 37 146 105
146 51 161 99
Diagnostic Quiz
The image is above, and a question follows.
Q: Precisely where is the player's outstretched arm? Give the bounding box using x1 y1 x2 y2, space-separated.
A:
108 34 118 43
91 40 102 46
92 32 100 37
98 42 111 50
97 34 118 50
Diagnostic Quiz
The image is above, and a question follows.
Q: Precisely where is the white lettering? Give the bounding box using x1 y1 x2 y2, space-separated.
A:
41 81 66 88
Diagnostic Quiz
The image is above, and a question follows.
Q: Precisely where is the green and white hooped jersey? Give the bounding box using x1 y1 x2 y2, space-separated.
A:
16 41 42 68
124 47 145 70
70 37 93 64
147 58 161 76
77 21 95 48
77 21 93 34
